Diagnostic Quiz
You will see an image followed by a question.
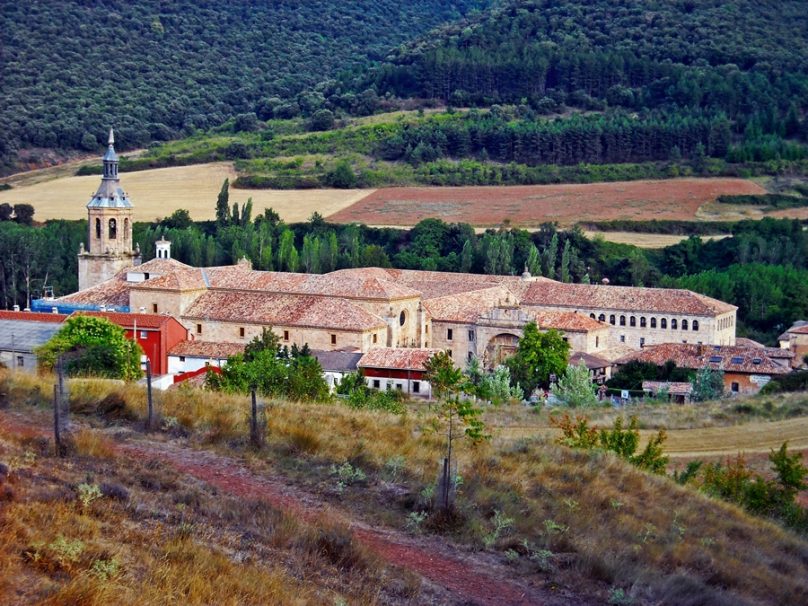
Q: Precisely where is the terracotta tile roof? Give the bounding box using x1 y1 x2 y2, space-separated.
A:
0 310 67 323
642 381 693 396
423 287 512 323
735 337 765 348
183 291 386 332
168 340 245 359
616 343 791 375
133 258 194 273
129 267 208 291
530 310 610 333
522 282 736 316
72 311 174 330
57 273 131 308
358 347 443 371
782 322 808 337
569 351 611 369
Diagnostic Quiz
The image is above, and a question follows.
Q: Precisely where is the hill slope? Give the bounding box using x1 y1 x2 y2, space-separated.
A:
0 0 486 165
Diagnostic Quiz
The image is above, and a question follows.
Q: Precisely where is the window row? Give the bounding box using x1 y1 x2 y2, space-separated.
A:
590 313 700 331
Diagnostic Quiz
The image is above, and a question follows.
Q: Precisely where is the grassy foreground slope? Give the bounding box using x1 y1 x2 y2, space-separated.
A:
2 371 807 605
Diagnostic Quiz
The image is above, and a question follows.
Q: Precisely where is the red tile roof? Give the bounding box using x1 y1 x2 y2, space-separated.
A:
183 291 386 332
57 273 132 308
569 351 611 369
0 310 67 323
530 310 610 333
168 341 245 359
358 347 443 371
423 287 512 323
642 381 693 396
616 343 790 375
72 311 178 329
522 282 736 316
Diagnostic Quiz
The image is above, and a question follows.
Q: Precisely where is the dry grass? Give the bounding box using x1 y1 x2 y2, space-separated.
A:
3 371 808 604
0 162 370 222
0 415 398 605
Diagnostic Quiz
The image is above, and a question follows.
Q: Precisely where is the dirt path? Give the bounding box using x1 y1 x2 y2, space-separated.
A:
0 411 587 606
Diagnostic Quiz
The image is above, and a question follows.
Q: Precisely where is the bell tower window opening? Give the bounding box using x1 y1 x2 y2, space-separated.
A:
124 218 129 244
95 218 101 240
109 218 117 240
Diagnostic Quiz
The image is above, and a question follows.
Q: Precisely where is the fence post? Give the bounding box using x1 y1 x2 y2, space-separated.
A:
250 388 263 448
146 358 154 431
53 384 62 457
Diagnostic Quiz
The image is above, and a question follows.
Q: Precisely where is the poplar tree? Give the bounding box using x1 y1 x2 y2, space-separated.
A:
215 179 230 226
560 239 571 283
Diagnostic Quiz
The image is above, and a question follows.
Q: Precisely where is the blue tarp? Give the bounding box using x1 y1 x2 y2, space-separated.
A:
30 299 130 314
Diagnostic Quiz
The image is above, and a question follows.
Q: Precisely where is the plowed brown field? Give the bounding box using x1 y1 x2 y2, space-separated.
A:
327 178 766 227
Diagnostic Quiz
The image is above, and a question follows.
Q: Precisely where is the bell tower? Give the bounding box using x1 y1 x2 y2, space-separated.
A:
78 129 141 290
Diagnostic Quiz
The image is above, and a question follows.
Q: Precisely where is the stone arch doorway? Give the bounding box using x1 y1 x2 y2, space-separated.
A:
483 333 520 369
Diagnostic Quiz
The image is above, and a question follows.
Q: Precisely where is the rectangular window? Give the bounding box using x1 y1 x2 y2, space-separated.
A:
16 355 24 368
467 351 473 361
331 334 337 345
372 379 380 389
620 335 625 343
196 324 202 334
179 356 186 362
447 328 453 341
140 331 148 339
447 349 453 358
468 330 475 341
731 382 740 393
373 334 378 344
239 327 245 338
152 303 158 313
395 383 403 391
640 337 645 347
412 381 420 393
283 330 289 341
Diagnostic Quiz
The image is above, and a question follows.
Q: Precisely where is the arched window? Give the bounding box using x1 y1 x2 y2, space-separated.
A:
619 315 626 326
692 320 699 331
609 315 615 325
640 317 647 328
598 313 605 322
124 218 129 243
682 319 689 330
671 319 678 330
590 313 596 319
108 218 117 240
95 218 101 239
630 316 636 327
399 310 406 326
650 317 657 328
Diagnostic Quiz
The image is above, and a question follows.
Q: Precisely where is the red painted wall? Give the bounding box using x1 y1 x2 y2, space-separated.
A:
123 318 187 375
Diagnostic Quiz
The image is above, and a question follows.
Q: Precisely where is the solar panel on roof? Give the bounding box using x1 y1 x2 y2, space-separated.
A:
709 355 723 363
730 356 744 364
752 358 763 364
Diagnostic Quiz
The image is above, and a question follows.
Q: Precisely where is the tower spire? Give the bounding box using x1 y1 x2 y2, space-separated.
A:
108 128 114 146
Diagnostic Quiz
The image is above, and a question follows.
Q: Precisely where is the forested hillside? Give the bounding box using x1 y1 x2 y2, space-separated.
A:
366 0 808 162
0 0 486 168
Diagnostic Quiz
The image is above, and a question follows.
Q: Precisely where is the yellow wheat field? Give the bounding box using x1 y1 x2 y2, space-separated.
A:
0 162 372 222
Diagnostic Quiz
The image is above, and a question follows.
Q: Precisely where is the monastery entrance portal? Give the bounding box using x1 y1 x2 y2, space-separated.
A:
483 333 520 368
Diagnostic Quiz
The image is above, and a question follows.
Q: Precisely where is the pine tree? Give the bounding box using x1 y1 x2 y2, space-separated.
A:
215 179 230 226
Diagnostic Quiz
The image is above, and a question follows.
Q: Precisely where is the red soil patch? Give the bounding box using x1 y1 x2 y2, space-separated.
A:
0 413 581 606
327 179 766 227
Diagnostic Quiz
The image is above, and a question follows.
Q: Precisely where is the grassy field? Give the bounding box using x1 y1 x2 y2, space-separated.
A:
0 162 370 222
2 371 807 605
